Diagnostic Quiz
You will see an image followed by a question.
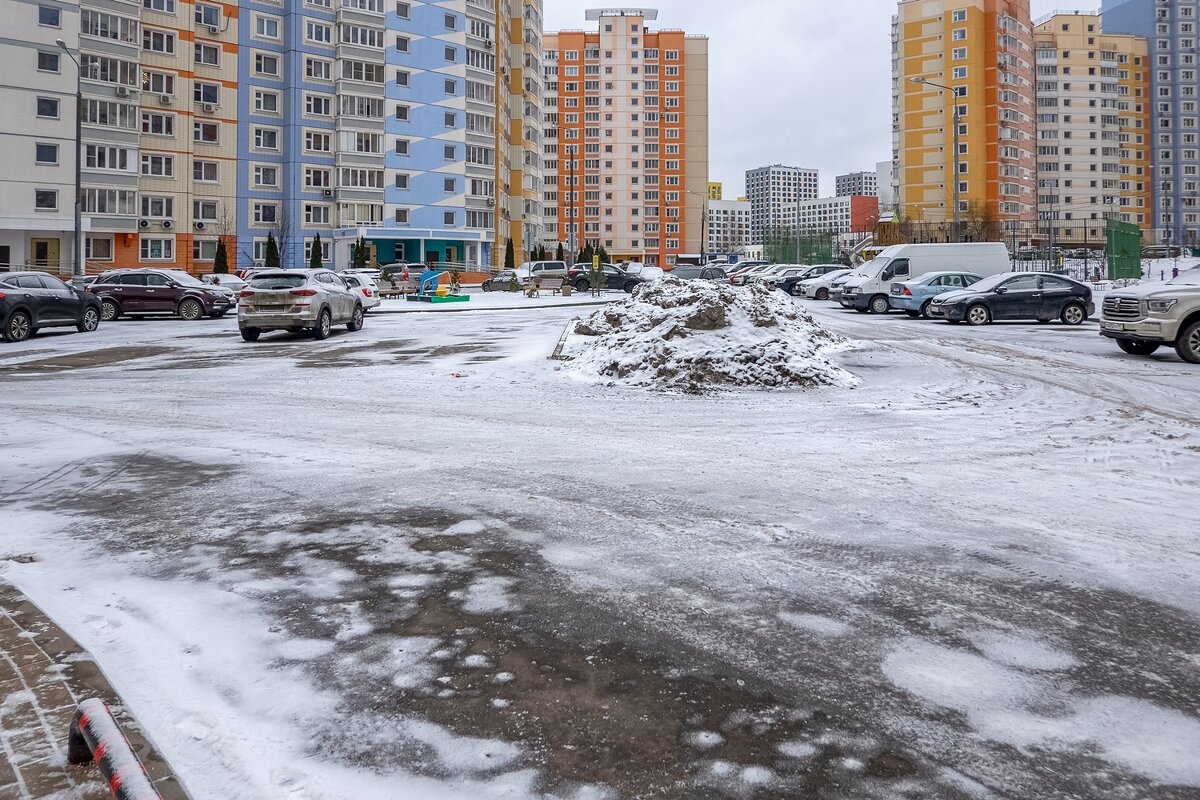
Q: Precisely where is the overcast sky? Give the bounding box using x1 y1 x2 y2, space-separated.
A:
544 1 1072 198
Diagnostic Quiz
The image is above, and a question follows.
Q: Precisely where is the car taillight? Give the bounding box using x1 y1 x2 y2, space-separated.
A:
239 289 255 298
903 287 912 296
0 292 5 299
363 288 373 297
290 289 318 296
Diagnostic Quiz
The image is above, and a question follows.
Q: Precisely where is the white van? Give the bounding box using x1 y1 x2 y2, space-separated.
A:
839 243 1010 313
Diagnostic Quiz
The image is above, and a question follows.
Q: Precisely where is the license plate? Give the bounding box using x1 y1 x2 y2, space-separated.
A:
1100 322 1124 331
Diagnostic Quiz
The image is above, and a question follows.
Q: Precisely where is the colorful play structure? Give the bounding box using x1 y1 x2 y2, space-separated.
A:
405 267 470 304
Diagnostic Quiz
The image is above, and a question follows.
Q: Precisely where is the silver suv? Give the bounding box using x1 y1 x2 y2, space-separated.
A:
1100 268 1200 363
238 269 364 342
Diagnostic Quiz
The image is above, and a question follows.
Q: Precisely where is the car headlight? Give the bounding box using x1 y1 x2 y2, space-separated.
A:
1147 299 1178 314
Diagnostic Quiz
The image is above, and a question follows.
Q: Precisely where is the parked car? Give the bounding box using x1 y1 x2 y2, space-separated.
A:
890 271 983 318
730 264 782 287
1100 267 1200 363
342 266 383 280
481 270 523 292
1 272 102 342
1142 245 1183 260
201 274 247 306
827 272 856 303
794 268 853 300
566 263 646 293
927 272 1094 326
622 262 665 282
746 265 802 288
516 260 569 280
670 265 729 283
841 243 1011 314
776 264 847 296
87 269 232 321
237 269 364 341
341 273 381 312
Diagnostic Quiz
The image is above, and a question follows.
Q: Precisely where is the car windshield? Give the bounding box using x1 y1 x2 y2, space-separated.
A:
249 274 307 290
162 270 205 286
969 274 1013 292
1168 268 1200 285
673 267 704 279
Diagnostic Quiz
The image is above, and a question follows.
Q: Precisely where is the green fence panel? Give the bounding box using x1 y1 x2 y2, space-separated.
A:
1106 219 1141 280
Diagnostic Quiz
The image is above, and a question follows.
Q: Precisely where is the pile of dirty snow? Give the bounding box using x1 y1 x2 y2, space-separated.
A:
564 277 856 393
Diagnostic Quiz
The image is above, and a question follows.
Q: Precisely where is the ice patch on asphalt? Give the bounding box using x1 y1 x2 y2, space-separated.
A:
883 637 1200 785
778 611 852 638
563 277 856 393
454 575 519 614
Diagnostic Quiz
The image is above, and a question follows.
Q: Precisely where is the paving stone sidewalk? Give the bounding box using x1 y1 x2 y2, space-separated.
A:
0 582 189 800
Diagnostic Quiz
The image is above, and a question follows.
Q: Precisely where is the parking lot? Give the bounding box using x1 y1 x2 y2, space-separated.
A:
2 294 1199 799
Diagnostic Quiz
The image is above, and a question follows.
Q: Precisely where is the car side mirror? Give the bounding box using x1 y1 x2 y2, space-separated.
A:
994 287 1007 294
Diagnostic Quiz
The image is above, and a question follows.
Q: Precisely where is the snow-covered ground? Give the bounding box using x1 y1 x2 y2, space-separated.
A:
1 295 1198 800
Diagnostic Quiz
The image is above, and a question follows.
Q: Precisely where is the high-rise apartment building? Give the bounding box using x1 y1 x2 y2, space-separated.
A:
707 181 722 200
543 9 709 267
1033 12 1151 243
893 0 1038 229
1102 0 1200 246
876 158 896 217
835 171 879 197
0 1 81 272
795 195 881 235
706 198 750 255
745 164 819 242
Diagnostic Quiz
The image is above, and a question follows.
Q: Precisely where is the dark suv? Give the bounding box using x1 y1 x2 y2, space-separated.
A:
87 269 231 321
566 263 646 293
1 272 102 342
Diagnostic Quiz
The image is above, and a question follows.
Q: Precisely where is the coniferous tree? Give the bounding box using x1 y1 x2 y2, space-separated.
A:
504 238 516 270
264 232 281 268
213 238 229 274
309 233 323 269
556 242 565 263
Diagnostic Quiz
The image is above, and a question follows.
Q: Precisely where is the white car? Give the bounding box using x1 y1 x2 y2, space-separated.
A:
202 273 247 305
342 273 382 312
622 262 665 281
797 269 853 301
731 264 782 287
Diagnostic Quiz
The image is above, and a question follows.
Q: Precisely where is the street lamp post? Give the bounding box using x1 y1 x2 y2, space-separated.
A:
911 76 961 243
684 189 708 265
56 39 83 277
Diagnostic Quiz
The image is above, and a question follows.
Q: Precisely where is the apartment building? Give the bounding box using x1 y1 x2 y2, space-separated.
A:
795 195 880 235
893 0 1038 230
543 9 710 267
835 171 879 197
0 1 81 271
707 181 722 200
745 164 818 241
1102 0 1200 246
877 158 896 217
706 198 750 255
1033 12 1151 243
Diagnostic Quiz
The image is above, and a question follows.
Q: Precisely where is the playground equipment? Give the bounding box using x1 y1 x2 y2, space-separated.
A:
405 267 470 304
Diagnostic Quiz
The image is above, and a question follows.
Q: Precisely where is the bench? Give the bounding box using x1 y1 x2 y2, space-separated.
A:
377 278 419 298
528 277 564 297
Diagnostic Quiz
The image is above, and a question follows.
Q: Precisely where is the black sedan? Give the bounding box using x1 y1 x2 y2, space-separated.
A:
927 272 1094 326
1 272 102 342
566 263 646 293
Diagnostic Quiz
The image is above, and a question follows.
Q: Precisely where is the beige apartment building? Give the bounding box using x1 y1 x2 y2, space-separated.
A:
543 8 709 266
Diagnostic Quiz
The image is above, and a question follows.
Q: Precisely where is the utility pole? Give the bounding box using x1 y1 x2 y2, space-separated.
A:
57 39 84 277
567 147 577 260
911 77 961 243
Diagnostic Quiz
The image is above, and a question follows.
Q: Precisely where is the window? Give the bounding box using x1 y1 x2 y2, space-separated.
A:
253 165 278 187
394 174 409 190
194 82 219 104
34 189 58 210
253 203 278 224
306 58 332 81
395 139 410 156
304 204 331 225
141 195 173 218
254 91 279 113
305 131 331 153
394 208 409 225
143 0 175 11
37 51 60 73
444 144 456 160
86 237 114 261
193 239 218 261
35 143 58 164
141 112 174 135
143 71 175 95
396 36 410 53
194 160 218 182
140 238 174 261
38 6 61 27
255 53 280 77
255 15 280 39
953 66 967 79
306 21 332 43
253 127 279 150
951 9 966 22
952 28 966 41
443 178 455 193
193 121 218 143
141 153 174 176
81 10 138 42
304 168 331 188
195 43 219 65
195 4 220 27
142 28 176 53
397 2 409 18
36 97 59 118
443 211 456 226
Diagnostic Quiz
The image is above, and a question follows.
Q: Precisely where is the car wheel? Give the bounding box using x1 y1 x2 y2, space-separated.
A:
1116 339 1160 356
919 300 933 319
100 299 120 321
240 327 260 342
313 308 332 340
904 309 921 318
966 304 992 326
869 294 891 314
624 282 638 294
575 280 590 292
178 298 203 321
77 306 100 333
816 288 829 301
1175 319 1200 364
481 282 493 292
347 304 364 332
1060 302 1086 326
3 310 32 343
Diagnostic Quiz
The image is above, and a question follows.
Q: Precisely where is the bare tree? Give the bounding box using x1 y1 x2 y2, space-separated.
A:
270 205 296 268
960 200 1001 242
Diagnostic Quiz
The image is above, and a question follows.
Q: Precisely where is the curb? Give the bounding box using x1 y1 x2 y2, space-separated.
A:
369 298 613 315
0 583 191 800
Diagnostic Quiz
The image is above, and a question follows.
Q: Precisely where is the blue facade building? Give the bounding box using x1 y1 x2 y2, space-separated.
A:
1103 0 1200 246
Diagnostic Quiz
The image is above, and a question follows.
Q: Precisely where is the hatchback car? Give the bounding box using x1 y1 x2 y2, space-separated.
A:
793 269 853 301
670 266 729 283
88 269 231 321
890 271 983 318
341 273 381 312
238 269 364 341
927 272 1094 326
1 272 102 342
777 265 847 296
